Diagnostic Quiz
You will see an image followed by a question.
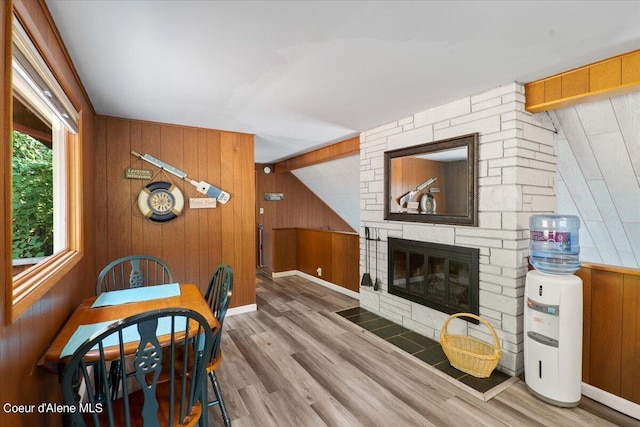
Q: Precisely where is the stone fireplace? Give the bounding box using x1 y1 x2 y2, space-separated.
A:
388 237 479 319
359 82 557 376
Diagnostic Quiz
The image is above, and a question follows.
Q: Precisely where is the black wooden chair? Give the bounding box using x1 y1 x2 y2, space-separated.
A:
203 264 233 427
96 255 174 295
96 255 174 400
61 308 213 427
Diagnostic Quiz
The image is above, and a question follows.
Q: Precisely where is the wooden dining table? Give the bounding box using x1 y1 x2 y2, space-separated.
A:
42 283 218 366
40 283 218 426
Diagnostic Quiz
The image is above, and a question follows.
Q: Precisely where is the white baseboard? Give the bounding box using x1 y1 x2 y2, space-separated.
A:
582 383 640 420
272 270 296 278
226 303 257 317
273 270 360 300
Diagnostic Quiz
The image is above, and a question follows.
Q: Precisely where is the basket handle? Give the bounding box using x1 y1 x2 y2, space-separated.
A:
441 313 501 353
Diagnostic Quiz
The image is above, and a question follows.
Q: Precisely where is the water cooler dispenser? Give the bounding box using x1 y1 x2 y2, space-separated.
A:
524 215 583 407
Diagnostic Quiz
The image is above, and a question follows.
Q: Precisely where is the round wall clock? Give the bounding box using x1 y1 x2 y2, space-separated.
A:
137 181 184 222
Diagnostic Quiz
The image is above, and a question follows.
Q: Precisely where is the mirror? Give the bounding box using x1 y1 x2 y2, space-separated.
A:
384 133 478 226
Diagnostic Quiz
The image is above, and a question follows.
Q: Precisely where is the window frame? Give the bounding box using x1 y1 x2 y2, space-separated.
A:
6 14 83 324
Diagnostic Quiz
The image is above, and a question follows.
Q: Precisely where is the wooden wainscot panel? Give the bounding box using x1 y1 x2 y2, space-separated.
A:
297 229 332 280
589 269 623 396
576 267 591 383
621 274 640 403
272 228 359 294
273 228 297 272
331 232 359 292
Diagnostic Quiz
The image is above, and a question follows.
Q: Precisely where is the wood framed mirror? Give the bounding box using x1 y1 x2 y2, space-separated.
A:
384 133 478 226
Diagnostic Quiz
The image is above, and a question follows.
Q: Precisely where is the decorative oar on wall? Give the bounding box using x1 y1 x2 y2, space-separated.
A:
130 151 231 204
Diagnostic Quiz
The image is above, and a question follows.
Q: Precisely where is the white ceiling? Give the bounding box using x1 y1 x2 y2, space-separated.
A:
45 1 640 163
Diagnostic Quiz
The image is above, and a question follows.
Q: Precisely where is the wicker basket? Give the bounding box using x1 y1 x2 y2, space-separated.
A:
439 313 502 378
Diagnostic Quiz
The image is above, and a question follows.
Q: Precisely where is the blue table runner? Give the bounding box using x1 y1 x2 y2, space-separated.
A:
91 283 180 308
60 316 188 358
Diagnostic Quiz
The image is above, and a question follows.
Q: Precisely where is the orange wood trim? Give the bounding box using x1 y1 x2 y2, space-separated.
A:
274 136 359 173
12 122 52 143
11 249 83 323
525 49 640 113
580 261 640 276
2 0 12 325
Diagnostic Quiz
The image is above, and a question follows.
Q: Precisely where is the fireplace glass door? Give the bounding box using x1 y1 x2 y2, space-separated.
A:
388 237 479 319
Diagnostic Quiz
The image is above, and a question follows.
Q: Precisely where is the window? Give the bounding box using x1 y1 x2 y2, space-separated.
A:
7 15 83 323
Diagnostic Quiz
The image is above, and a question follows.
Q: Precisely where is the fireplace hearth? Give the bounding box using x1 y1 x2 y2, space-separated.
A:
388 237 479 321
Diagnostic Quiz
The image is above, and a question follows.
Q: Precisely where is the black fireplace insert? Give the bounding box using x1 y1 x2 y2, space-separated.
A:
388 237 479 321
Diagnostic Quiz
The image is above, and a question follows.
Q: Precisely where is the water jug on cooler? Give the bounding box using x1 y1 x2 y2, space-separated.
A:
524 215 583 407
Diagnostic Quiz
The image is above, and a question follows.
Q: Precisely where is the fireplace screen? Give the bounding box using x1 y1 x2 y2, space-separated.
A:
389 237 479 319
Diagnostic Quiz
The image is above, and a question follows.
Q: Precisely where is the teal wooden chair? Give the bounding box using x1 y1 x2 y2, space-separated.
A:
61 308 213 427
96 255 174 295
203 264 233 427
96 255 174 400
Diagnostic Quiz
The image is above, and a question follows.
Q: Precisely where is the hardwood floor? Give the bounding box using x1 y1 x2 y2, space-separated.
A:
206 273 640 427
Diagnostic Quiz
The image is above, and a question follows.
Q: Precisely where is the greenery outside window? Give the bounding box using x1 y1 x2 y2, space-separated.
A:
7 15 83 323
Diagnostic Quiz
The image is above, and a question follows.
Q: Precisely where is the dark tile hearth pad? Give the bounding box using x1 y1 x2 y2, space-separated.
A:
336 306 513 398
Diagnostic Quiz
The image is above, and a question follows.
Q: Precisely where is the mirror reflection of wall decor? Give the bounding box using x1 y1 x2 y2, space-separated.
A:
384 133 478 226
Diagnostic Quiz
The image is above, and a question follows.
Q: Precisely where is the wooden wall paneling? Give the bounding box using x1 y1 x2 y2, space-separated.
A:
128 121 144 256
94 116 108 272
297 229 332 280
296 229 311 275
576 267 592 383
198 129 218 293
240 133 256 306
444 160 467 215
208 129 223 276
234 133 249 305
621 274 640 404
140 122 164 261
106 117 133 260
272 229 297 272
98 119 255 309
589 269 623 396
390 156 403 210
220 132 237 296
159 125 186 281
332 233 359 292
182 127 200 285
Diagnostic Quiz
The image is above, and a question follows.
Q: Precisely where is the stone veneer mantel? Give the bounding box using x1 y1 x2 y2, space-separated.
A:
359 82 557 376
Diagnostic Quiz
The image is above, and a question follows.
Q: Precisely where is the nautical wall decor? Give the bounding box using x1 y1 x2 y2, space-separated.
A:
131 151 231 204
137 181 184 222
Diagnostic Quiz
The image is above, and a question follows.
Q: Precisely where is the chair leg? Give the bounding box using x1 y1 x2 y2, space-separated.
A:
208 371 230 427
109 361 121 400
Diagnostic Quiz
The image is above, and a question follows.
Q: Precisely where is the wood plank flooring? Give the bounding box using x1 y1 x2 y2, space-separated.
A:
206 273 640 426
